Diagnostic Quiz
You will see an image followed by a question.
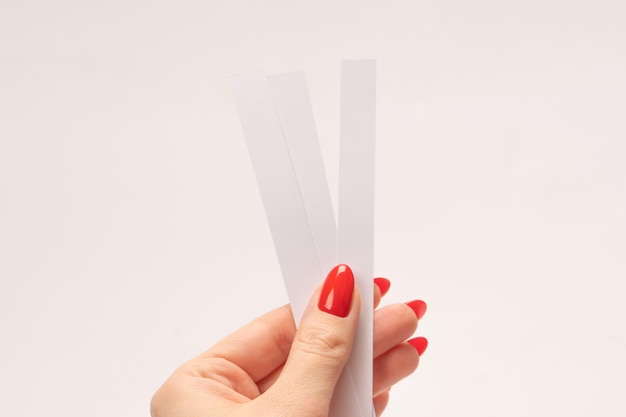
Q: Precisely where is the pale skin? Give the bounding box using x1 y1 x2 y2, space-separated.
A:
151 280 425 417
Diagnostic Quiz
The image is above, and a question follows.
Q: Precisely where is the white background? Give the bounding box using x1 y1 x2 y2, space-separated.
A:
1 1 625 416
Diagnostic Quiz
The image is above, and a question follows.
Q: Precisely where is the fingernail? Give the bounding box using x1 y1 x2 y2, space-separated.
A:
318 264 354 317
408 337 428 356
406 300 427 320
374 278 391 297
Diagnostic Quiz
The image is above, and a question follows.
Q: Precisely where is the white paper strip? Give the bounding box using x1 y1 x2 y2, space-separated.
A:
338 59 377 417
267 71 337 273
230 71 321 322
268 71 363 417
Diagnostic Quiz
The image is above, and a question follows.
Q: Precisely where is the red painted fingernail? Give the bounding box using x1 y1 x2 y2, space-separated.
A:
408 337 428 356
406 300 427 320
318 264 355 317
374 278 391 297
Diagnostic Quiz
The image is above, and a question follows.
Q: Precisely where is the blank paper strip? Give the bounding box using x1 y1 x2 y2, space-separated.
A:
268 71 362 417
230 71 321 322
338 59 377 417
267 71 337 272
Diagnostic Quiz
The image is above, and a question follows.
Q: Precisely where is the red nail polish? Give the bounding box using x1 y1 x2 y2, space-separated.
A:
406 300 427 320
318 264 355 317
374 278 391 297
408 337 428 356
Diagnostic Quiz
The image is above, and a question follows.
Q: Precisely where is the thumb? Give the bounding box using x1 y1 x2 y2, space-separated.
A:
264 264 360 415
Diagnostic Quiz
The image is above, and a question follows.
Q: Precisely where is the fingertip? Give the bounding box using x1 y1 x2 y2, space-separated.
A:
405 300 427 320
318 264 355 317
407 337 428 356
374 278 391 297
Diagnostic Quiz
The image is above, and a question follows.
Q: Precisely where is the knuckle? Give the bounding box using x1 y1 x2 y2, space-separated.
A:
295 325 350 363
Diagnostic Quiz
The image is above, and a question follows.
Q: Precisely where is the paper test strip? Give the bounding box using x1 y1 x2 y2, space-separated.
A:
230 71 320 321
268 71 365 417
338 60 377 417
267 71 337 270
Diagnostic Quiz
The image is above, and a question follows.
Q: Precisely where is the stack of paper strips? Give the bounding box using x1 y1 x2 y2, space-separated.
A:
231 60 376 417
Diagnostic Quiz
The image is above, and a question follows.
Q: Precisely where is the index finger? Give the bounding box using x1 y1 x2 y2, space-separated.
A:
192 304 296 382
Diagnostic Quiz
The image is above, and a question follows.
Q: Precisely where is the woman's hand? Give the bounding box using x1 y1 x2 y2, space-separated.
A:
151 264 427 417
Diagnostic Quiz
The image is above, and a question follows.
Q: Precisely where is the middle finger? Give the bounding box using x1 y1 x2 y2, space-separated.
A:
373 301 425 357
